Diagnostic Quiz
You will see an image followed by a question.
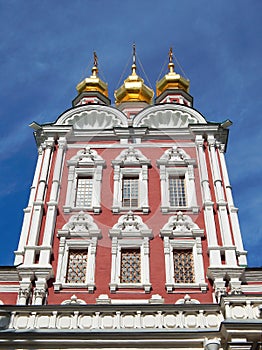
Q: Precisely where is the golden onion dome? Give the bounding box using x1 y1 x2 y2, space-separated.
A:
114 45 154 105
76 52 108 97
156 48 190 97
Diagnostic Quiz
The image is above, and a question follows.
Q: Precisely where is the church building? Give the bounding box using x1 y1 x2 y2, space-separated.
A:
0 48 261 349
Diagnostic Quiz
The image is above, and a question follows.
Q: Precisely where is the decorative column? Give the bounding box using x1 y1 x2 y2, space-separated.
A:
23 138 54 266
218 144 247 266
39 138 66 266
112 165 121 213
14 145 44 265
207 135 237 267
195 135 221 267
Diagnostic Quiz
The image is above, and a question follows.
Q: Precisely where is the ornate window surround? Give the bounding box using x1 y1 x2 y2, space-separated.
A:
160 212 207 293
111 147 151 213
63 147 105 214
54 212 101 293
109 211 153 293
157 146 199 213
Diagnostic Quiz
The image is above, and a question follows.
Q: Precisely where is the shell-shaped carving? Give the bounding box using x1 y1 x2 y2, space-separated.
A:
64 110 125 129
137 110 198 128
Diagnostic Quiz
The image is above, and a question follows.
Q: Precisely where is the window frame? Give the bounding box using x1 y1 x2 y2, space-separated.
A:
54 212 101 293
157 146 199 213
63 147 105 214
161 213 207 293
112 147 151 213
109 212 153 293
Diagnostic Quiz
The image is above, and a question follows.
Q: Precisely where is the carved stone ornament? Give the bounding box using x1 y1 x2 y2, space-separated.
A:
133 104 207 128
58 212 101 238
160 211 204 237
54 105 128 128
157 146 191 165
109 211 152 238
68 147 105 167
112 146 151 167
61 294 86 305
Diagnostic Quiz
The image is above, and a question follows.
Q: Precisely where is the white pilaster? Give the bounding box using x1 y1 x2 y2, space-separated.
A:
207 136 237 267
218 144 247 266
14 146 44 265
39 138 66 266
195 135 221 266
24 138 54 265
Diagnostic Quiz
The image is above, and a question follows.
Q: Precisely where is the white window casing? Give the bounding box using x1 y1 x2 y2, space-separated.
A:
157 146 198 213
160 212 207 293
109 212 153 293
112 147 151 213
54 212 101 293
63 147 105 214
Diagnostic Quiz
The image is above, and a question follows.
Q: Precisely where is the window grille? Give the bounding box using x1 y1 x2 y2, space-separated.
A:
75 177 93 207
66 249 88 283
169 176 186 207
120 248 141 283
173 249 194 283
122 177 139 207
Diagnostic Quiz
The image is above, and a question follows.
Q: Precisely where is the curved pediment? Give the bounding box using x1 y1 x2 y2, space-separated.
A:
133 104 207 128
54 105 128 129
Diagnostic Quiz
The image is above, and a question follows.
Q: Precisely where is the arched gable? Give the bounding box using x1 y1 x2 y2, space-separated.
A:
133 104 207 128
54 105 128 129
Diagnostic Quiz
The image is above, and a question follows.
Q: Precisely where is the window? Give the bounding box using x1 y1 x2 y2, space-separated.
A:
54 212 101 293
66 249 88 284
169 175 187 207
109 212 152 293
111 147 151 213
63 147 105 214
160 212 207 293
173 249 194 283
75 177 93 207
122 176 139 208
157 146 198 213
120 248 141 283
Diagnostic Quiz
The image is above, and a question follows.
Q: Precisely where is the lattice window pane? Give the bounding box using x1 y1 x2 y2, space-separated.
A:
75 177 93 207
120 248 141 283
122 177 139 207
173 249 194 283
66 249 88 283
169 176 186 207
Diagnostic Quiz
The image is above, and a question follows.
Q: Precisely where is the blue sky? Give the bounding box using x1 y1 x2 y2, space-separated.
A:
0 0 261 266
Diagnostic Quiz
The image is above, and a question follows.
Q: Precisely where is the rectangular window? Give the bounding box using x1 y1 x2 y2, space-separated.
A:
66 249 88 284
122 176 139 207
75 176 93 207
169 176 186 207
173 249 194 283
120 248 141 283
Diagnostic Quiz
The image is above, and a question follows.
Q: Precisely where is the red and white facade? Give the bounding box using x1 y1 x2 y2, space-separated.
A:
0 53 261 349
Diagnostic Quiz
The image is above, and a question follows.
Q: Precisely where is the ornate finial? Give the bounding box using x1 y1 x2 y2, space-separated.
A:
168 47 175 73
168 47 173 63
132 43 137 75
93 51 98 67
92 51 99 77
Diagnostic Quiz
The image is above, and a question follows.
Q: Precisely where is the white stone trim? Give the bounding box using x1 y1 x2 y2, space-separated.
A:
109 212 153 293
218 144 247 266
195 135 221 267
133 104 207 127
160 213 207 293
54 104 128 127
54 212 101 293
207 136 237 268
157 146 198 213
15 146 44 265
63 147 105 214
111 147 151 213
